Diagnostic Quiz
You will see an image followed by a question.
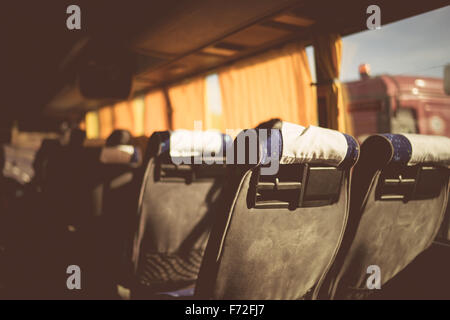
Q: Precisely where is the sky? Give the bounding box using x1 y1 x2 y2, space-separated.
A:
307 5 450 82
340 5 450 82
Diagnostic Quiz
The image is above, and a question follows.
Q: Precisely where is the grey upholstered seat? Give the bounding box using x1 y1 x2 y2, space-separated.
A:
318 133 450 299
131 130 230 298
195 122 359 299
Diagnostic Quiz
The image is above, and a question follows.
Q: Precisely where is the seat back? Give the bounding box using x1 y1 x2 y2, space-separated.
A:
132 130 231 294
319 133 450 299
34 142 141 298
45 144 103 225
32 138 61 190
196 123 359 299
76 144 143 297
36 144 103 297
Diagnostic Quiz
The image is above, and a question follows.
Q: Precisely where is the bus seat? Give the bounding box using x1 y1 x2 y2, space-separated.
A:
195 122 359 299
105 129 133 147
33 140 104 298
32 138 62 191
318 133 450 299
24 132 142 298
131 130 231 298
88 143 143 297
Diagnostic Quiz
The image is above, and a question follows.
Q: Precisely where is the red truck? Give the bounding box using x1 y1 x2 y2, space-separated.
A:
344 73 450 139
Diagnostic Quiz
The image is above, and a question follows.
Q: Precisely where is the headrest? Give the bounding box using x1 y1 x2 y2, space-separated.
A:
68 129 86 147
279 122 359 168
106 129 132 147
100 145 141 164
380 133 450 166
154 130 232 161
251 122 359 169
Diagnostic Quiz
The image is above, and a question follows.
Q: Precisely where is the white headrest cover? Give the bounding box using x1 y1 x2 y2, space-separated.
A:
169 130 224 157
402 133 450 166
100 145 137 164
280 122 353 167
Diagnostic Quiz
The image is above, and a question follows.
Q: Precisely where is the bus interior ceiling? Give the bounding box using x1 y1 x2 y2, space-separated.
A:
3 0 449 128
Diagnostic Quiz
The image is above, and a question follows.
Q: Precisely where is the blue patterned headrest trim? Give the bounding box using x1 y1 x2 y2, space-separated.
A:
337 134 359 169
380 133 412 164
159 131 171 154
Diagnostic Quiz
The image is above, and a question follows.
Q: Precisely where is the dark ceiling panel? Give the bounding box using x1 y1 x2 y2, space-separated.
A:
220 24 292 47
201 46 239 57
132 0 301 55
272 14 315 27
135 52 226 85
4 1 87 120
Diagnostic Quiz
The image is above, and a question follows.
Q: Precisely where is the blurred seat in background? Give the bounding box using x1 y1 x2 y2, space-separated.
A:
32 138 62 192
89 129 142 298
37 128 144 299
105 129 133 147
38 128 97 298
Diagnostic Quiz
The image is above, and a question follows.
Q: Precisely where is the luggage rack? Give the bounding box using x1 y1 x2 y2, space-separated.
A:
249 164 344 209
376 164 446 201
154 156 227 183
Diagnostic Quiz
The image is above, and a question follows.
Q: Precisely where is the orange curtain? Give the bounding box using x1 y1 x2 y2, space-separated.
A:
144 90 170 136
205 74 225 132
91 91 170 140
79 119 86 131
218 42 317 131
84 111 99 139
113 101 134 132
98 106 114 139
131 97 145 136
313 33 352 134
168 77 207 130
